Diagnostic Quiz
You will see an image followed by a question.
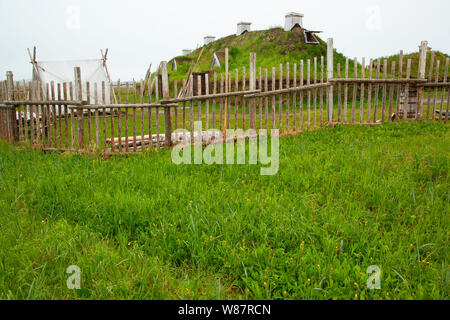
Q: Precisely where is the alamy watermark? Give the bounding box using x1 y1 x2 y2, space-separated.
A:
66 5 81 30
366 265 381 290
171 122 279 176
366 5 382 31
66 265 81 290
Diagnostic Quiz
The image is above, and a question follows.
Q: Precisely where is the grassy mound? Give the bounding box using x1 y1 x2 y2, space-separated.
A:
169 27 349 81
377 51 449 79
0 122 448 299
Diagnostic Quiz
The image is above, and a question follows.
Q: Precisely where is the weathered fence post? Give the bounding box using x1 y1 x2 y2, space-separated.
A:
74 67 84 150
417 40 428 120
249 52 257 130
161 61 172 146
224 48 229 131
6 71 18 141
327 38 334 123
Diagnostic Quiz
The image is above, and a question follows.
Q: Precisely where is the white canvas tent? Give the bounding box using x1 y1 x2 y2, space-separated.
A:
29 47 116 113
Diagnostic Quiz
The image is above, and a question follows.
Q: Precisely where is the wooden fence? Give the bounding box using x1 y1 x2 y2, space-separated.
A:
0 39 448 154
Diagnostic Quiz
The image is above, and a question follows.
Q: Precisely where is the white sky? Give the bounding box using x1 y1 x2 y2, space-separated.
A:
1 0 449 81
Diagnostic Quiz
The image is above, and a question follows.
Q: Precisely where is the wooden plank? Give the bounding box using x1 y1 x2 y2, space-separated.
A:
148 79 153 149
417 41 428 120
299 60 304 131
259 67 263 130
242 67 246 130
94 83 99 149
326 38 334 122
69 82 75 149
271 67 276 130
211 75 215 130
432 60 440 120
219 74 224 131
139 80 144 149
343 58 349 123
17 81 23 141
307 59 311 129
197 76 203 138
313 58 317 127
426 51 435 120
367 59 373 123
37 81 43 145
286 62 290 132
381 60 387 122
249 53 257 130
197 74 202 122
63 83 69 148
102 82 107 152
156 76 161 147
74 68 83 150
396 51 404 122
388 61 396 121
173 80 178 135
224 48 229 131
86 82 92 150
337 63 342 123
279 64 283 132
234 69 239 129
110 83 115 153
359 58 365 123
264 68 269 130
46 84 51 147
117 80 122 153
320 56 324 125
373 59 381 122
180 79 186 139
189 75 194 144
352 58 357 123
443 58 449 123
51 81 57 148
57 83 63 148
293 64 297 131
227 74 232 129
404 59 412 120
125 82 129 152
30 81 35 144
204 75 209 136
132 80 137 151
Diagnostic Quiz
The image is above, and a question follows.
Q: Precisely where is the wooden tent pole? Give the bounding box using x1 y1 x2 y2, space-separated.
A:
28 47 43 87
179 47 205 98
101 48 118 104
224 48 229 131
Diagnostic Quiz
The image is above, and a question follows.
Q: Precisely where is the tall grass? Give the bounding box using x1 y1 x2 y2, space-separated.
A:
0 122 448 299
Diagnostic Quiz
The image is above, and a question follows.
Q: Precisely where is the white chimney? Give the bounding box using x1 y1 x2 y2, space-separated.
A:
284 12 304 31
236 22 251 36
204 36 216 45
182 49 192 56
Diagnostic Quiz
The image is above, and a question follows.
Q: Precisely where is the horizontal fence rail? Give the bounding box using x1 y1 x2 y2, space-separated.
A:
0 39 448 154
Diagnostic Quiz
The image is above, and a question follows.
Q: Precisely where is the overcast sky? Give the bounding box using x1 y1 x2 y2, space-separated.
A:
1 0 449 81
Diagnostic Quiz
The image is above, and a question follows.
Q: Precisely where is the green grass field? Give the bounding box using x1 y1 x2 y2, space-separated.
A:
0 121 448 299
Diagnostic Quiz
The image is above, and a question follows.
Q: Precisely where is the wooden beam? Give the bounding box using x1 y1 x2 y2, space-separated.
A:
327 38 334 122
161 61 172 146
